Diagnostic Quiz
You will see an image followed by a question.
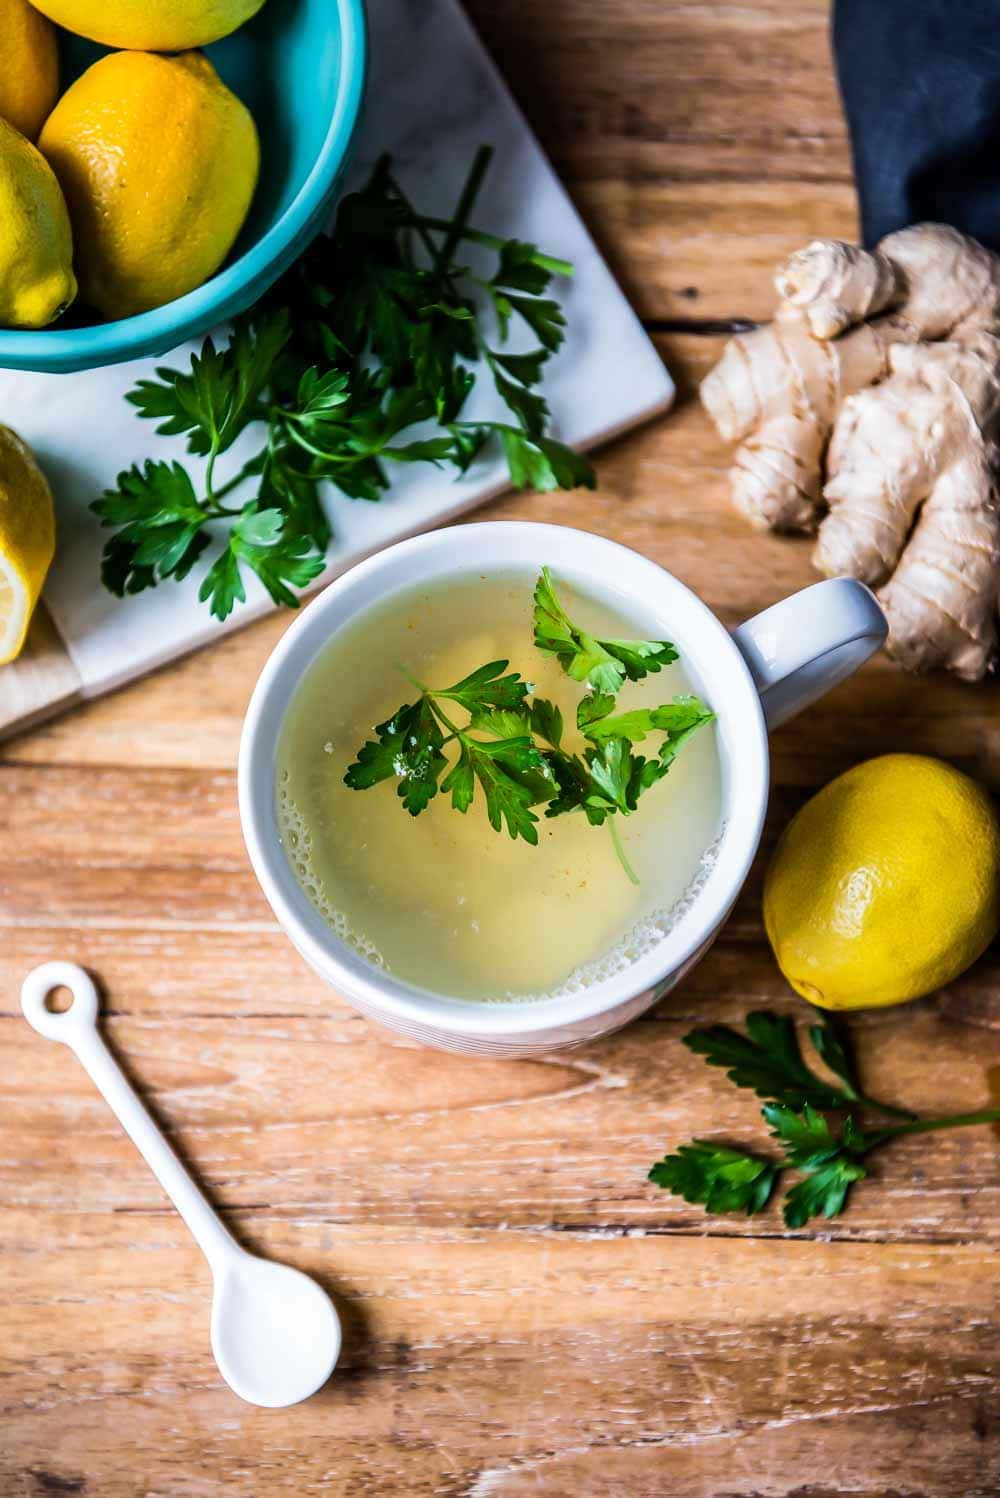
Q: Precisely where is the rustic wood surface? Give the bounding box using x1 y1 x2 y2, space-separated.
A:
2 3 998 1494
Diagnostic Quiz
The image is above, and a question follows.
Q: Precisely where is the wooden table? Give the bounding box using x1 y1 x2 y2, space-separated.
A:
3 3 998 1493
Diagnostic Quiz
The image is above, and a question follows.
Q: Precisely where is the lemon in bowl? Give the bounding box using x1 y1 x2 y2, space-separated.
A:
39 49 259 321
0 0 367 372
29 0 266 50
764 753 1000 1010
0 117 76 329
0 0 60 140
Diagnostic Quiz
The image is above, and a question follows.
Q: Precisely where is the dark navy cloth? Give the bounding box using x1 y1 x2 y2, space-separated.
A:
835 0 1000 250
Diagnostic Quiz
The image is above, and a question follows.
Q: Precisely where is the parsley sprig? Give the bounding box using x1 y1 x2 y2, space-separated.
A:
344 568 715 879
92 147 596 621
650 1009 1000 1227
534 566 679 694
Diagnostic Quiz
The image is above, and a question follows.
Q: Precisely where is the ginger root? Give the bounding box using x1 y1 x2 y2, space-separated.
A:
701 223 1000 681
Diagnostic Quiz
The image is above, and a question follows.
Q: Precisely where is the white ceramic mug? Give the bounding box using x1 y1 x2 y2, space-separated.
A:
239 523 886 1056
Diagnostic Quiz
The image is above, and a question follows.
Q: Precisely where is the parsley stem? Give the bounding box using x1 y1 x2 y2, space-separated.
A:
397 664 429 694
867 1108 1000 1146
410 217 573 277
433 144 494 278
852 1095 916 1121
608 816 639 886
427 697 463 738
202 445 265 517
208 461 259 506
379 163 440 265
204 444 219 505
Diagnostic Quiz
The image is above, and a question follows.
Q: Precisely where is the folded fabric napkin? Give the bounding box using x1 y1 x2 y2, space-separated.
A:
836 0 1000 249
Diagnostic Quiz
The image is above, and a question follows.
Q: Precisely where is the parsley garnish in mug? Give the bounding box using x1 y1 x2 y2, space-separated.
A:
92 147 596 620
650 1009 1000 1227
343 567 715 882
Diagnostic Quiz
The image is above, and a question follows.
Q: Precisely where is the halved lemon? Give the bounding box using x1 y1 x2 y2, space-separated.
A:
0 425 55 664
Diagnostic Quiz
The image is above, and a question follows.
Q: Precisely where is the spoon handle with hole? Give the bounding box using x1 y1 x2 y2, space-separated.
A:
21 961 240 1276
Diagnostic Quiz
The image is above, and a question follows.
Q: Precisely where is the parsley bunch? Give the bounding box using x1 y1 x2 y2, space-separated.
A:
344 567 715 880
650 1010 1000 1227
92 147 596 621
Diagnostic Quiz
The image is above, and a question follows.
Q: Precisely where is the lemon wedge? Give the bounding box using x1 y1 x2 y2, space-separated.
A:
0 426 56 664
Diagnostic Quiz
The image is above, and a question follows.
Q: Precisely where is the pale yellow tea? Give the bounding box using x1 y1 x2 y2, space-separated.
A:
276 569 721 1000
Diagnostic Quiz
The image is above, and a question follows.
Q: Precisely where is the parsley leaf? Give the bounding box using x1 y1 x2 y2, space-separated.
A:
95 458 205 531
345 698 446 816
582 696 715 746
128 307 291 458
434 660 531 714
648 1142 780 1216
584 736 640 815
808 1010 878 1107
469 706 532 739
487 357 549 436
761 1103 864 1170
533 567 676 693
444 737 543 843
94 461 210 597
343 661 547 847
498 428 596 494
529 697 564 749
506 294 566 352
198 547 246 620
782 1157 867 1229
492 240 556 297
683 1011 853 1112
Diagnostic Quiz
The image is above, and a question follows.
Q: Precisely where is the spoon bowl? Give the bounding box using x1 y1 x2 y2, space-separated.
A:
211 1252 342 1408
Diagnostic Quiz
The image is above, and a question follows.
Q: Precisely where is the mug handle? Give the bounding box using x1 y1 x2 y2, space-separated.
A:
731 578 887 731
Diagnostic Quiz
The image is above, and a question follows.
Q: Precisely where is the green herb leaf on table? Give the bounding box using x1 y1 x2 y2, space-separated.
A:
808 1011 868 1102
683 1011 855 1112
95 148 596 619
761 1103 867 1169
648 1142 780 1216
781 1157 868 1229
651 1010 1000 1230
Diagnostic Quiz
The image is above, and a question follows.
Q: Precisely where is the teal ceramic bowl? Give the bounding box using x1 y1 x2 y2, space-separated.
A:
0 0 367 374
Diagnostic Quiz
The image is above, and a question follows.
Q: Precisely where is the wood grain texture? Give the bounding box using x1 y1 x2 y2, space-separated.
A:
1 2 998 1494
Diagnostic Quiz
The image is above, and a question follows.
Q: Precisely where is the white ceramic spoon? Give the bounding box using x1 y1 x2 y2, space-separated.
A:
21 960 341 1408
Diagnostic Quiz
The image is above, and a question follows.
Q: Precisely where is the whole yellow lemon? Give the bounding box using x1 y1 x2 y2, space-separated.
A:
28 0 265 50
764 753 1000 1010
0 0 59 140
39 50 259 321
0 425 56 664
0 117 76 328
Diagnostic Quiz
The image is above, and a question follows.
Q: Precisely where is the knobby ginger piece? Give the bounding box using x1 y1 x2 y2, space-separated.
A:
701 222 1000 680
700 306 908 533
